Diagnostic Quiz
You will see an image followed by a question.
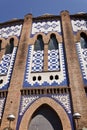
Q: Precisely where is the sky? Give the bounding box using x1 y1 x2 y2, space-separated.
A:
0 0 87 23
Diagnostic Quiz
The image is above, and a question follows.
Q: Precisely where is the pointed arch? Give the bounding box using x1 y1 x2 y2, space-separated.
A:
48 33 58 50
0 38 6 50
28 104 63 130
34 34 44 51
5 36 18 54
80 32 87 48
19 97 72 130
47 32 62 44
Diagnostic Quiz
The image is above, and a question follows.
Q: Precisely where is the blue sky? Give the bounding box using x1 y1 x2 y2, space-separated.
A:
0 0 87 22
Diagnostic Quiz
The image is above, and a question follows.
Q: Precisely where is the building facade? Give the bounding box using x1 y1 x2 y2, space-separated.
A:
0 10 87 130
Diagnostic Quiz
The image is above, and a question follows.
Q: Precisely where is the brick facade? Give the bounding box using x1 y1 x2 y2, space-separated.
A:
0 10 87 130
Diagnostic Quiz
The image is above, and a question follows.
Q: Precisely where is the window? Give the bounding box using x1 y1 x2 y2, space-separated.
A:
48 34 60 71
34 35 44 51
32 35 44 72
80 32 87 48
5 38 14 54
0 40 2 51
48 34 58 50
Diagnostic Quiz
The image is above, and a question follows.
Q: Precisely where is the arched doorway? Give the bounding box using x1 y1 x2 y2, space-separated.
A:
28 104 63 130
19 97 72 130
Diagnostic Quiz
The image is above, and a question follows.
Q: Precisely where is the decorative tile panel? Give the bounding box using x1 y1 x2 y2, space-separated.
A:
23 43 68 87
76 42 87 85
19 95 39 116
48 49 60 71
32 50 44 72
71 20 87 33
0 54 11 75
31 20 61 36
0 24 22 38
0 97 5 119
0 47 17 90
51 94 71 114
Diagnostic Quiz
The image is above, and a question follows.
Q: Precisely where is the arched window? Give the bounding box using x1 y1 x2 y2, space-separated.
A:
48 34 58 50
0 40 2 51
48 34 60 71
5 38 14 54
34 35 44 51
32 35 44 72
80 32 87 48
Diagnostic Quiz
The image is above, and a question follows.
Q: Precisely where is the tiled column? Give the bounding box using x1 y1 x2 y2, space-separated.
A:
61 10 87 129
1 14 32 130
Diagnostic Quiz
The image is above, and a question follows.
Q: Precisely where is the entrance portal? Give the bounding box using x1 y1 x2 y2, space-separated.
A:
28 104 63 130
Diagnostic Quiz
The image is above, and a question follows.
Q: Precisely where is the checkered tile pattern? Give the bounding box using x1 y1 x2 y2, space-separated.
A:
48 49 60 71
0 47 17 90
76 42 87 85
0 54 11 75
32 50 44 72
23 43 68 87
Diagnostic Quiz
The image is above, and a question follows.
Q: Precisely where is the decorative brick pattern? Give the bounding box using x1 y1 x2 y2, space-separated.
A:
71 20 87 33
76 42 87 85
0 24 22 38
0 47 17 90
0 97 5 119
23 43 68 87
31 20 61 36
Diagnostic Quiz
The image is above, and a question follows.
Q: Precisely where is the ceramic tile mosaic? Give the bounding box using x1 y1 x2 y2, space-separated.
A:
0 97 5 119
48 49 60 71
23 43 68 87
76 42 87 85
31 20 61 36
17 94 74 130
0 24 22 38
0 47 17 90
19 95 39 116
0 54 11 75
52 94 71 114
71 20 87 33
32 50 44 72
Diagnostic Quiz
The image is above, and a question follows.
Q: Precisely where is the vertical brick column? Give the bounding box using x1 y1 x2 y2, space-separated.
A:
44 43 48 71
0 39 6 61
1 14 32 130
61 10 87 129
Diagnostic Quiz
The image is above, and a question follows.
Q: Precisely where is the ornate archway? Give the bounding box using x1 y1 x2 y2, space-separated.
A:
19 97 72 130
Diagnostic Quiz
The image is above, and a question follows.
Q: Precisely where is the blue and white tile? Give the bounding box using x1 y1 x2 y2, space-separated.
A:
0 24 22 38
0 97 5 119
71 20 87 33
32 50 44 72
23 43 68 87
76 42 87 85
0 47 17 90
31 20 61 36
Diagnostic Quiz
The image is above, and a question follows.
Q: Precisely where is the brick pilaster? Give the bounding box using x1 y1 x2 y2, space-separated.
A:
1 14 32 130
61 10 87 129
44 44 48 71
